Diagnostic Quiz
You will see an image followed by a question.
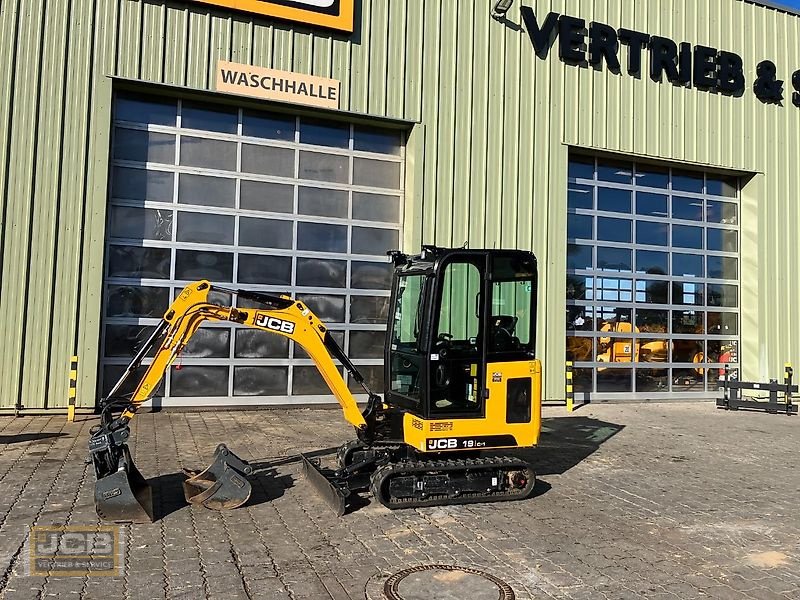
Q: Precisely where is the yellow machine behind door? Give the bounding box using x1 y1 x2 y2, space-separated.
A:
402 359 542 453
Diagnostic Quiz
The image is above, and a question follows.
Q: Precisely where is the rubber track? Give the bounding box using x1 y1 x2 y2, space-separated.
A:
369 456 535 510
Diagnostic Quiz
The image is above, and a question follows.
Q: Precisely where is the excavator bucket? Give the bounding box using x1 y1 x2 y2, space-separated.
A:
94 445 154 524
301 454 349 517
182 444 253 510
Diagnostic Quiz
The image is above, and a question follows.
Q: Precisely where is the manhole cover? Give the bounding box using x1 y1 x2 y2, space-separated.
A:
383 565 514 600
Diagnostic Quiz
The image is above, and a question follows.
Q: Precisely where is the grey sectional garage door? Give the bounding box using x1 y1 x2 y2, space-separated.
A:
101 93 403 406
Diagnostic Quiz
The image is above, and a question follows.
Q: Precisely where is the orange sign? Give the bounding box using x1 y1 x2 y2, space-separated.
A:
192 0 354 33
216 61 340 109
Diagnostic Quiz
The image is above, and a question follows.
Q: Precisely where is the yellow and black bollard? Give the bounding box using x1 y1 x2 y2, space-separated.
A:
67 355 78 422
566 361 575 412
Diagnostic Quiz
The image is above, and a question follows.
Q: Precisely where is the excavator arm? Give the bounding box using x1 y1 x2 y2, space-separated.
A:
89 280 382 522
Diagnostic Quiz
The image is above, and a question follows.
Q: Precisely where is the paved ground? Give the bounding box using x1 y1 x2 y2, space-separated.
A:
0 402 798 599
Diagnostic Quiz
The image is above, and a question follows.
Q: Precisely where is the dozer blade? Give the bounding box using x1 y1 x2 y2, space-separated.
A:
182 444 253 510
301 454 349 517
94 445 154 524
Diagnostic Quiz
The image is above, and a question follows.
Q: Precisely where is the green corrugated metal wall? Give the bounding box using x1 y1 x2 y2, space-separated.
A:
1 0 799 410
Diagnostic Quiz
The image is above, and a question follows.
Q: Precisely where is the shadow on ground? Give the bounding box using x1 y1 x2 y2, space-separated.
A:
0 432 67 445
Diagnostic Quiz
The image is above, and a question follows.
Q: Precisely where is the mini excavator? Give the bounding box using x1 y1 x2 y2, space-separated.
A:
89 247 543 521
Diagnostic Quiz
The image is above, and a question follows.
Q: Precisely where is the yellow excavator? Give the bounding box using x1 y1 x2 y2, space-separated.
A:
89 246 542 521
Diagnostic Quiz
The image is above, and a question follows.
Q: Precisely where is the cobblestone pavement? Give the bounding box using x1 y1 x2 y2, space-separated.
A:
0 402 798 599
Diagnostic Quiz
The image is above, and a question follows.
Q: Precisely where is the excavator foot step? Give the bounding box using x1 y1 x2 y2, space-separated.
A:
183 444 253 510
301 454 349 517
94 445 154 524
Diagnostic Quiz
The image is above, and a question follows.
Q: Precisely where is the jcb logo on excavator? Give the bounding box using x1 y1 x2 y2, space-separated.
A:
255 314 296 334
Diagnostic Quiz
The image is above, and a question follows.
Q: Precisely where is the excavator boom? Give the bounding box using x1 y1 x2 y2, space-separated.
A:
90 280 378 522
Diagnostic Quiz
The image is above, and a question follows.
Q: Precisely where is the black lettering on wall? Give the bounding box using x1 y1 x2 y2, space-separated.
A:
649 36 680 84
678 42 693 86
589 22 620 72
618 28 650 77
792 70 800 107
718 52 745 96
558 15 587 64
754 60 784 104
693 45 718 89
519 8 560 58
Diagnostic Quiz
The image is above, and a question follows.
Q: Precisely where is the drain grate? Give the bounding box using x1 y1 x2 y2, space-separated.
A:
383 564 515 600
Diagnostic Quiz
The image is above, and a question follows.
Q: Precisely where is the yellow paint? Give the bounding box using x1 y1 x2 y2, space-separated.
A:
191 0 354 33
402 360 542 452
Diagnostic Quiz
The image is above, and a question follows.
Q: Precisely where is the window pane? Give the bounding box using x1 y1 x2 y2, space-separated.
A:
182 327 231 358
240 180 294 213
596 277 632 302
636 192 668 217
300 119 349 148
567 244 592 270
597 188 631 213
568 156 594 180
567 335 594 362
170 365 229 397
673 225 703 249
175 249 233 281
672 340 705 363
109 206 172 241
107 245 171 279
634 165 668 189
106 285 170 317
706 175 737 198
707 200 738 225
636 369 669 392
180 137 236 171
347 365 384 394
672 368 704 391
294 331 344 359
352 227 399 255
178 173 235 208
233 366 288 396
568 214 592 240
597 159 633 184
352 192 400 223
596 369 632 392
241 143 295 177
595 306 632 331
707 284 738 307
299 151 348 183
567 306 593 331
112 167 174 202
176 212 234 245
298 186 348 218
635 279 669 304
239 217 293 249
292 366 343 394
673 253 704 277
298 294 346 322
636 250 668 275
672 196 704 221
354 126 402 155
708 340 738 362
567 275 593 300
115 95 176 125
707 256 738 280
296 257 347 287
102 364 152 398
636 309 668 333
351 261 392 289
638 340 669 363
234 328 290 358
672 170 704 193
707 228 738 252
237 254 292 286
104 324 157 358
597 217 631 243
672 281 704 306
242 111 295 140
597 247 632 272
114 129 175 164
353 158 401 189
350 295 390 324
297 222 347 253
708 312 738 335
636 221 668 246
182 102 238 133
350 330 385 358
568 184 593 209
673 310 704 334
